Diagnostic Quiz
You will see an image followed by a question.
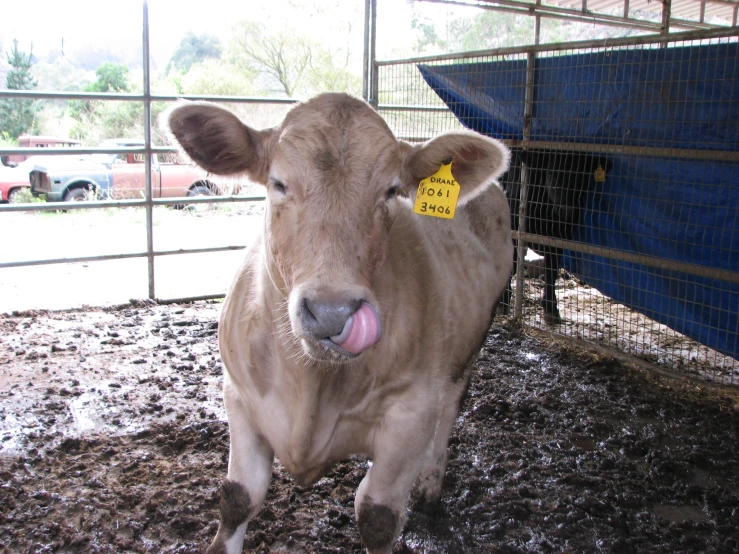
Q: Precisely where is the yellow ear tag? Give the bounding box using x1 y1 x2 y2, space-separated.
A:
594 164 606 183
413 162 459 219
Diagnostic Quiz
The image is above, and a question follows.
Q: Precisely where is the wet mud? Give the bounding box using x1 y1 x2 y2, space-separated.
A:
1 302 738 553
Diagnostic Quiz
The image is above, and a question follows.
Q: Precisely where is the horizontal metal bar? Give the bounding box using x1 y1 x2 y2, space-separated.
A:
1 251 149 269
0 91 146 102
0 199 149 212
394 135 436 143
377 104 451 112
374 132 739 162
520 140 739 163
0 195 265 213
153 245 247 257
376 26 739 65
0 245 247 270
0 90 299 104
151 194 265 205
154 94 299 104
0 146 175 156
514 231 739 284
155 293 226 304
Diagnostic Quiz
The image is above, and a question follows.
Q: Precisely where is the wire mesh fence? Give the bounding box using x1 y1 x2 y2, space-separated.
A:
376 28 739 385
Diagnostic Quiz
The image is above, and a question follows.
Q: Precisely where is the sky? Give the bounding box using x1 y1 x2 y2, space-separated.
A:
0 0 439 74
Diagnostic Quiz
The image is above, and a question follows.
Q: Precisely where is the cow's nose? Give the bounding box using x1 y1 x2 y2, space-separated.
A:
300 297 362 339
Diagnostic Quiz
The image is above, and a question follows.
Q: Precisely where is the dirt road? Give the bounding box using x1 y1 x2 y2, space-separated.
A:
0 206 263 313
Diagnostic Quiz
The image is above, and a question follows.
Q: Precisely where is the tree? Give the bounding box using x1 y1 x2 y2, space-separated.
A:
175 59 256 96
168 32 222 73
229 21 311 97
303 47 361 96
0 39 39 139
229 19 361 97
411 9 534 55
85 62 131 93
69 62 135 142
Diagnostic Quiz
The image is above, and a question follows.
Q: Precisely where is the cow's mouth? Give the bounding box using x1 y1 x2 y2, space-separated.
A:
316 338 361 359
328 302 382 355
300 302 382 362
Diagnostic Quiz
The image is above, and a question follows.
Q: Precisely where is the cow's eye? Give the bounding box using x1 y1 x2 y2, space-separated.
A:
271 180 287 195
385 185 399 201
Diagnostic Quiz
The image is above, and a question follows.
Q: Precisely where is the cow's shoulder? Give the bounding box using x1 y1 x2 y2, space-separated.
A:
218 239 277 398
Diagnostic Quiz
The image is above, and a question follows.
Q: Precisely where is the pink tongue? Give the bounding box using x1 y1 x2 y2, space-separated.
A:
336 303 381 354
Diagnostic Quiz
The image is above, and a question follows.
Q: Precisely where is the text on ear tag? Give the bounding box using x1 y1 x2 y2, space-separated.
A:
413 162 459 219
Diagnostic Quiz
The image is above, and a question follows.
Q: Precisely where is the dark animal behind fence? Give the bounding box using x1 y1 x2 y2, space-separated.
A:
501 149 612 322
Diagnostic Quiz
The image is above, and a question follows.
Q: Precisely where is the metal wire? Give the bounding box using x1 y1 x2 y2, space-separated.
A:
375 27 739 385
0 2 296 307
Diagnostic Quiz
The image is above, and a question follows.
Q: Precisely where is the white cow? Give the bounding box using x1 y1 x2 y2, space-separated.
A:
166 92 513 554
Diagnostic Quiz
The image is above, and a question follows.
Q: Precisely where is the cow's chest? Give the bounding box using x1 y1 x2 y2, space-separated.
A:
252 368 391 485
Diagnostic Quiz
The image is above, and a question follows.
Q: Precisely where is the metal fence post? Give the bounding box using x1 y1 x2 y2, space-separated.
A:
369 0 378 108
515 50 537 320
142 0 155 300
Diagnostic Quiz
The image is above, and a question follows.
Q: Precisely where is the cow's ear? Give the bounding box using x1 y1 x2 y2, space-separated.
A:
399 131 509 205
164 101 276 184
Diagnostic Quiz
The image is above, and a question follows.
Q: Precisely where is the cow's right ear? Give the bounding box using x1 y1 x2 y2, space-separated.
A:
164 101 276 184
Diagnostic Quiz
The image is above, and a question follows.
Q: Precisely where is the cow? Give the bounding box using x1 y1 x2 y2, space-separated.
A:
500 149 612 323
165 92 513 554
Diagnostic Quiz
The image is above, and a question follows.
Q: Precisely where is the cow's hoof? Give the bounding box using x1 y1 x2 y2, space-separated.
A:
358 500 399 553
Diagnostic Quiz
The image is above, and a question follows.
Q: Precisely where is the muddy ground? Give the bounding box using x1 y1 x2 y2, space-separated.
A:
1 302 738 553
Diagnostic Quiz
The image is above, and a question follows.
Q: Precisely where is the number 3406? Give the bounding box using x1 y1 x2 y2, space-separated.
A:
419 202 451 215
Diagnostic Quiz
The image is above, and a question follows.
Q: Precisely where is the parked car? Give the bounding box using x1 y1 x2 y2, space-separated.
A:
1 135 82 167
29 139 228 202
0 155 89 203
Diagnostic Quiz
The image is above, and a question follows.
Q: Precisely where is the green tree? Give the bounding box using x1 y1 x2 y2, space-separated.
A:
85 62 131 93
229 21 310 97
176 59 256 96
304 47 361 96
229 19 360 97
0 39 39 139
69 62 135 142
168 32 222 73
411 10 534 55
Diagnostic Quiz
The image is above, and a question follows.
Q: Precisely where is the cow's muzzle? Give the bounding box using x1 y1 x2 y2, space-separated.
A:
299 297 382 358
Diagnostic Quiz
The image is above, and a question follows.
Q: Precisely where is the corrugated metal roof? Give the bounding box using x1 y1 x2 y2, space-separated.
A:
554 0 738 22
464 0 739 26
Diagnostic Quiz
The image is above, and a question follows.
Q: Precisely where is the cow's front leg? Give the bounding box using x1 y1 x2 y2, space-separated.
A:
355 406 436 554
413 369 470 509
207 383 274 554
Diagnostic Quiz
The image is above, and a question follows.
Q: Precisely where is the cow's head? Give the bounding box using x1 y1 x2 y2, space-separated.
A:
166 93 508 363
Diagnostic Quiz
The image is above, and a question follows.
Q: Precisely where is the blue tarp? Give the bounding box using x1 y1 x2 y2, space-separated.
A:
419 42 739 360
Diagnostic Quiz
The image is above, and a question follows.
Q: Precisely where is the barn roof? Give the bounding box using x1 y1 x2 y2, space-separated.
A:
416 0 739 31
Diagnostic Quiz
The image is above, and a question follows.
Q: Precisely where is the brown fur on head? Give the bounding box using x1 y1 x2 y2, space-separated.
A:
164 93 509 362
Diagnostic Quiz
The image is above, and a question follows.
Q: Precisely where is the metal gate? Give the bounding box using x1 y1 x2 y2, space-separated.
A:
374 27 739 385
0 3 294 310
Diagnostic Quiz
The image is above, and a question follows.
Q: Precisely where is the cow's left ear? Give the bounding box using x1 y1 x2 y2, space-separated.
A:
399 131 509 205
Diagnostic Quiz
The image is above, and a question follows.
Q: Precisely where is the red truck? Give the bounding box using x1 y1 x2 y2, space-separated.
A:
29 139 226 202
1 135 82 167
